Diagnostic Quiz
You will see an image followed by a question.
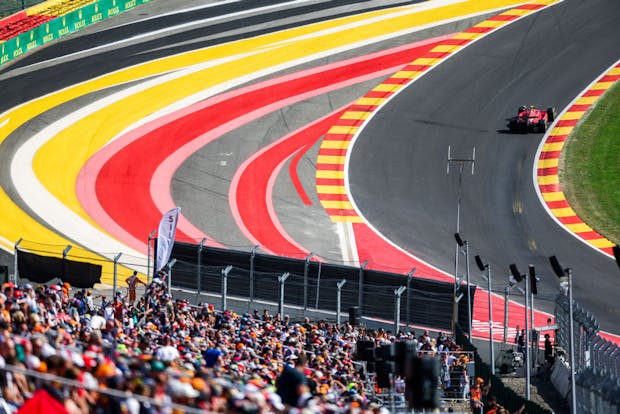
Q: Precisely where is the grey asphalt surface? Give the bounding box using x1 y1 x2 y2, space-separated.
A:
349 0 620 334
0 0 616 337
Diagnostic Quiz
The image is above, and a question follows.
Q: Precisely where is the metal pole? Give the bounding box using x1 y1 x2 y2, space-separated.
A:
278 272 290 317
147 229 155 284
487 265 495 375
525 271 531 400
394 286 406 334
465 242 472 337
531 292 536 369
406 268 415 327
568 268 577 413
503 285 510 344
358 260 368 311
197 238 206 298
304 253 313 314
336 279 346 324
249 245 258 309
13 238 22 284
62 245 72 281
167 258 176 296
112 253 122 299
221 265 232 311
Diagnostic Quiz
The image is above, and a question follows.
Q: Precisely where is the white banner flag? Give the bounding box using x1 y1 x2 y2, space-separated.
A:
156 207 181 272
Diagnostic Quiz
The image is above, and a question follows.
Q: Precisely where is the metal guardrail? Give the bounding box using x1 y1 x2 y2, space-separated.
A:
554 293 620 412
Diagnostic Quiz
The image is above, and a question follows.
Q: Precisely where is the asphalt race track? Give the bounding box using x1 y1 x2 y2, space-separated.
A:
0 0 618 338
349 0 620 333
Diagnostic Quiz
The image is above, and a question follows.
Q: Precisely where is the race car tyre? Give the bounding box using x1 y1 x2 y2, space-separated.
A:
538 119 547 133
519 122 528 134
547 107 556 122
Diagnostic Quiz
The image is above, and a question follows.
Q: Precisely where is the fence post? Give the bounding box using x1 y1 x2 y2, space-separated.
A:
167 258 176 295
303 253 313 315
147 229 155 284
13 238 22 284
358 260 368 312
394 286 406 334
197 238 207 298
249 245 258 309
278 272 290 317
221 265 232 311
315 261 322 309
113 253 122 299
336 279 346 324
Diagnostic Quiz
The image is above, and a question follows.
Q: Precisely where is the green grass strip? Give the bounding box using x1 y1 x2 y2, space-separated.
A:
560 82 620 245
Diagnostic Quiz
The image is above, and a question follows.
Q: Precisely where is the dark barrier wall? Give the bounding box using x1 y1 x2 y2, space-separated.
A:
17 250 101 288
166 241 475 333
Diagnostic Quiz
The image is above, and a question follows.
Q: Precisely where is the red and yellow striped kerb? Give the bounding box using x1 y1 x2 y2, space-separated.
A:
315 0 558 223
536 62 620 255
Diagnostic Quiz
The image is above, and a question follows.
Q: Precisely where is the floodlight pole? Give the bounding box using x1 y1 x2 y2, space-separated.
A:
525 271 531 400
486 264 495 375
336 279 346 324
249 245 259 309
394 286 406 334
447 146 475 331
567 268 577 413
304 253 313 314
13 238 22 284
358 260 369 311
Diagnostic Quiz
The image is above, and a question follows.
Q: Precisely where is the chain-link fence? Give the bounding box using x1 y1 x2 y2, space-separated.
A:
0 1 46 18
165 241 475 333
553 293 620 413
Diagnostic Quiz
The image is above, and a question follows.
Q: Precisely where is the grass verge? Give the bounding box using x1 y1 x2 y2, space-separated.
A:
560 82 620 245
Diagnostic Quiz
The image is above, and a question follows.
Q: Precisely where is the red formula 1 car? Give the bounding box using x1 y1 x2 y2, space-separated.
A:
507 105 556 133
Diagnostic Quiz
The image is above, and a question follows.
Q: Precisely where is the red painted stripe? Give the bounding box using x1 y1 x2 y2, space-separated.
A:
577 230 604 239
325 209 358 216
600 74 620 82
545 135 568 143
289 143 315 206
568 104 591 112
332 118 365 127
464 26 493 33
90 38 445 248
365 90 394 99
316 163 345 171
538 167 558 176
515 4 545 10
316 178 344 186
318 148 347 156
401 64 432 72
489 14 517 21
555 119 578 127
442 38 473 46
558 216 582 225
322 134 354 141
546 200 570 209
583 89 605 97
317 193 349 201
539 183 562 193
347 104 382 112
540 150 561 159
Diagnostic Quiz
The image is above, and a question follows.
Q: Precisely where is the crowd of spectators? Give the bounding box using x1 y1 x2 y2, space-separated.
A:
0 272 475 413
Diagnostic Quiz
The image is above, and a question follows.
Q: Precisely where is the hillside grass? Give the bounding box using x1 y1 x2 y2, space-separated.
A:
560 82 620 245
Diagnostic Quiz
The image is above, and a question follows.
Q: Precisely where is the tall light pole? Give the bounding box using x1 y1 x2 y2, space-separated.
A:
447 146 475 331
475 255 494 375
550 256 577 413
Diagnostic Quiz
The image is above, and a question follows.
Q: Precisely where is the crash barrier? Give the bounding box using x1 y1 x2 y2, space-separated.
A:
161 241 476 333
0 0 153 67
553 293 620 412
454 324 552 414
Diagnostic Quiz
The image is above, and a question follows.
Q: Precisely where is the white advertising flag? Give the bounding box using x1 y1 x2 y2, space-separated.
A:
156 207 181 272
